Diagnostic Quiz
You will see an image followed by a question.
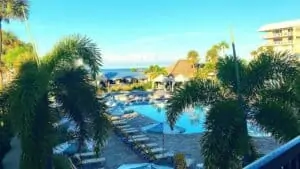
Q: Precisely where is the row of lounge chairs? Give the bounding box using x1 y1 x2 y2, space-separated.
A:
70 151 106 169
111 118 172 163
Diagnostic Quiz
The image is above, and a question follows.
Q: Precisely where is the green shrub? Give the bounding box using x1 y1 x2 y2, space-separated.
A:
109 82 152 92
174 153 187 169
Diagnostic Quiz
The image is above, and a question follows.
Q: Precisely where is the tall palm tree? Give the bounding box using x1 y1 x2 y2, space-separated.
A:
205 45 219 63
144 64 167 80
217 41 229 57
167 52 300 168
0 0 29 88
187 50 200 66
0 35 110 169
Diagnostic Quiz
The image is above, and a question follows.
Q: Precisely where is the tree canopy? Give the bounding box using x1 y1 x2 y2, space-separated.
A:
167 52 300 168
187 50 200 65
144 64 167 80
251 46 274 59
0 35 110 169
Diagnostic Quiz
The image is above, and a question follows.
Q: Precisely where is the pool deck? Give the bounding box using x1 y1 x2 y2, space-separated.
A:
102 133 146 169
2 114 281 169
103 114 281 167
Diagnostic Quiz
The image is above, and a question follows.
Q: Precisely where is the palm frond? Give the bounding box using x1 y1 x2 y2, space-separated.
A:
201 99 249 169
52 67 109 151
0 0 29 20
6 60 53 169
258 78 299 108
245 52 298 97
217 55 247 94
45 35 101 79
254 100 300 142
166 79 221 128
11 0 29 20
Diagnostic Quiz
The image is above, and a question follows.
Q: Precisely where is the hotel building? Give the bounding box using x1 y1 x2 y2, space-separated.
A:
258 20 300 54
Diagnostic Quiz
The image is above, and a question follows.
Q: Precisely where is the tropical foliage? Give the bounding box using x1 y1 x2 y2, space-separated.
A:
174 153 187 169
0 35 110 169
0 31 32 88
217 41 229 57
130 68 138 72
110 82 152 92
0 0 29 88
196 41 230 79
144 64 167 80
251 46 274 59
167 52 300 168
187 50 200 65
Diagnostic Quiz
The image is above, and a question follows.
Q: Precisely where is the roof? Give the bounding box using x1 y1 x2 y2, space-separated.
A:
167 59 196 78
258 19 300 32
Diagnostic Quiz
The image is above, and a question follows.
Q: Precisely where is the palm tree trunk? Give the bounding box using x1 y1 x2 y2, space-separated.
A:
0 19 3 89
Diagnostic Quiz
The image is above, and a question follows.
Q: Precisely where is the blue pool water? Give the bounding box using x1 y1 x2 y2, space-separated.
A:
127 104 269 136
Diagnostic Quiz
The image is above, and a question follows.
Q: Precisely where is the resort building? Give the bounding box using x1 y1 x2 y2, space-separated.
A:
258 19 300 54
166 59 196 78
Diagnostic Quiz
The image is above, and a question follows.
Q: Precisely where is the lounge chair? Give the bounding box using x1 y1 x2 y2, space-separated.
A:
122 129 139 134
131 134 147 139
112 120 127 125
154 153 169 159
149 147 165 153
128 137 149 142
80 157 105 164
140 143 158 148
74 151 96 157
117 124 131 129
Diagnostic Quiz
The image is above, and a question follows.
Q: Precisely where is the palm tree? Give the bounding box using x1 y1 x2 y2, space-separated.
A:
217 41 229 57
167 52 300 168
144 64 167 80
0 0 29 88
205 45 219 64
251 46 275 59
187 50 200 66
0 35 110 169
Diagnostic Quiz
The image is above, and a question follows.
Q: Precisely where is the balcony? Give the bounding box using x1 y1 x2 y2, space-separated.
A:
263 33 293 39
244 136 300 169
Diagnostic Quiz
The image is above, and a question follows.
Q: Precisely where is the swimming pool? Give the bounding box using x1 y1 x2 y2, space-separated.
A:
127 104 268 136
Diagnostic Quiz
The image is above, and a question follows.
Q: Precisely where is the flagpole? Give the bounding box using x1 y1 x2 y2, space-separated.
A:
230 29 242 103
22 6 40 65
231 28 250 164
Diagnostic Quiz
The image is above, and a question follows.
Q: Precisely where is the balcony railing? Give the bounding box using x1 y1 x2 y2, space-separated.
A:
244 136 300 169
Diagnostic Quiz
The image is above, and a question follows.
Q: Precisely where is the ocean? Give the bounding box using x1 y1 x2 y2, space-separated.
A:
101 68 146 79
102 68 146 74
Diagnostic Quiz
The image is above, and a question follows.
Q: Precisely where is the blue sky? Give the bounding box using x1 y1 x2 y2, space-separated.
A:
4 0 300 68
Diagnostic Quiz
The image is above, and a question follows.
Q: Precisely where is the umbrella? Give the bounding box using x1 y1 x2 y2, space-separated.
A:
142 122 185 157
117 163 173 169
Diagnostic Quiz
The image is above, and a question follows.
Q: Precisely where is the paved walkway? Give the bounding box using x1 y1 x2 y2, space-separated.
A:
2 137 21 169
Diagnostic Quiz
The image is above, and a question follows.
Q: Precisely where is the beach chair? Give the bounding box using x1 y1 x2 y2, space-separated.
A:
74 152 97 160
80 157 105 164
140 143 158 148
148 147 165 153
122 128 139 134
131 134 147 139
155 152 169 160
117 124 131 129
112 120 127 125
128 137 149 143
